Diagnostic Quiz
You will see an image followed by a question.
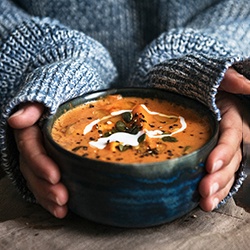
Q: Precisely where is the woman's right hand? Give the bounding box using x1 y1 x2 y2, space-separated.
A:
199 67 250 211
8 103 69 218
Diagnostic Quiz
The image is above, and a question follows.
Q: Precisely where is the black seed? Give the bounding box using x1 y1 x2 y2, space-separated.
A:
140 118 147 123
72 146 82 152
116 158 123 161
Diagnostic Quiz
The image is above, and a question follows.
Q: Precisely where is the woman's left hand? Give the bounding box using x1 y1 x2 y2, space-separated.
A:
199 68 250 211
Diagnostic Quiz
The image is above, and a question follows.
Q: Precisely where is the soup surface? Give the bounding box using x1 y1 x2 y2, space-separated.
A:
51 94 211 163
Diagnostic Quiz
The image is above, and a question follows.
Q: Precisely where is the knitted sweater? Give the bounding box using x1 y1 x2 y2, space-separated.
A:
0 0 249 204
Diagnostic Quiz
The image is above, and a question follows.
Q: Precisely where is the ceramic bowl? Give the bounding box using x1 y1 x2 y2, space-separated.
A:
43 88 219 228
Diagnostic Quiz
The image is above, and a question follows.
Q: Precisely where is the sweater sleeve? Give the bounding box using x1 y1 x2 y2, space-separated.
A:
0 0 117 201
129 1 250 205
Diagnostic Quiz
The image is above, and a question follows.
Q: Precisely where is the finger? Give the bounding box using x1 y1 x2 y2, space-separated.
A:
199 148 241 198
206 123 242 174
28 176 68 213
199 176 235 211
220 68 250 94
22 161 68 206
20 157 69 218
242 99 250 146
40 201 68 219
8 102 44 129
15 125 60 184
35 181 69 218
206 94 242 173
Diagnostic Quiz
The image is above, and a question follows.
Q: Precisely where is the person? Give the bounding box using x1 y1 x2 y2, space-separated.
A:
0 0 250 219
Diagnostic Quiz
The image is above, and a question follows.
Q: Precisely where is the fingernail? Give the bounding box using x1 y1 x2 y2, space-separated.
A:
210 182 219 196
48 205 56 217
52 207 59 218
10 108 24 118
48 174 58 184
54 210 59 218
48 194 63 206
212 160 223 172
56 197 64 206
48 177 57 185
212 197 219 210
236 72 244 78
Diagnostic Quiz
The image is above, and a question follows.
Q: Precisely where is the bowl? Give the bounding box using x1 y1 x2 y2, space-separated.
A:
43 88 219 228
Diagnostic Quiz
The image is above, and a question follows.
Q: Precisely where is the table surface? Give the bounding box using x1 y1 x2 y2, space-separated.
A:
1 174 250 250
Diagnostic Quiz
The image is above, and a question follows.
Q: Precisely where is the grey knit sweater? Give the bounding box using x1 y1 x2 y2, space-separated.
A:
0 0 249 204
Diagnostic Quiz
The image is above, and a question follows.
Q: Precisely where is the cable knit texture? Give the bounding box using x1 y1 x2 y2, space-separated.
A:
0 0 249 204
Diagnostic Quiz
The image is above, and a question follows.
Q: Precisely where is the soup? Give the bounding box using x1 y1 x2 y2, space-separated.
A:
51 94 211 163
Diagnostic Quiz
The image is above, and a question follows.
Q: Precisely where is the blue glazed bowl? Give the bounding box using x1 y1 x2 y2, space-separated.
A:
43 88 219 228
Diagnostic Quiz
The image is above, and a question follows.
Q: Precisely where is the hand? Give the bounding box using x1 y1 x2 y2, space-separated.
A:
199 68 250 211
8 103 69 218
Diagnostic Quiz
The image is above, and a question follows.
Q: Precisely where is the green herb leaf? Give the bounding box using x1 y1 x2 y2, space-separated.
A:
183 145 191 152
115 120 127 132
72 146 85 152
138 133 146 143
122 112 133 123
116 144 130 152
162 136 178 142
128 125 140 134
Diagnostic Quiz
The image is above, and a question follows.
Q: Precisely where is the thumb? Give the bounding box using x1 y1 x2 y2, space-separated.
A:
8 102 44 129
219 67 250 94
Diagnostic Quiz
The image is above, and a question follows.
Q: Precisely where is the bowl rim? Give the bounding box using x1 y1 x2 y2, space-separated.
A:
43 87 219 170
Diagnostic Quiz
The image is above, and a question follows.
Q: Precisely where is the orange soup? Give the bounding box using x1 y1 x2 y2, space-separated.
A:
51 94 211 163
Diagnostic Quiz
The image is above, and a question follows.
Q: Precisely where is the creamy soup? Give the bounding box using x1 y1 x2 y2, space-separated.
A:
51 94 211 163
